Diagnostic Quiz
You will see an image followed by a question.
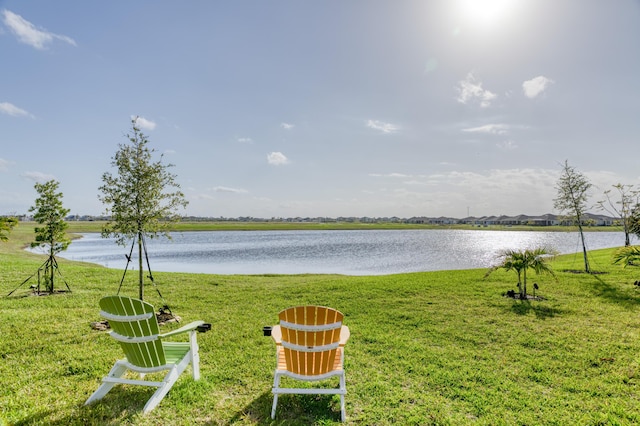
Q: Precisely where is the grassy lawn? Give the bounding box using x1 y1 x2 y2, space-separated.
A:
1 223 640 425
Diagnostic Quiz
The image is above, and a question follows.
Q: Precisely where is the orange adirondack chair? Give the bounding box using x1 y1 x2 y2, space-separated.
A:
270 305 350 421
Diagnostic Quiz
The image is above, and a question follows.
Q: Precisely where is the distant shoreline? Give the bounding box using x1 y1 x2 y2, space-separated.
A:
58 220 624 234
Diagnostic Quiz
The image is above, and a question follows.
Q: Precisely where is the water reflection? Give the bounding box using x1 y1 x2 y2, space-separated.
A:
50 229 629 275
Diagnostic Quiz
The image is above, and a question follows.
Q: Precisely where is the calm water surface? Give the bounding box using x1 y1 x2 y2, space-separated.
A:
50 229 631 275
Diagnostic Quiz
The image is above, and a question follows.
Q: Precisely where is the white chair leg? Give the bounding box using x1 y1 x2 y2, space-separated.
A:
143 383 172 414
143 367 180 413
189 332 200 380
85 362 128 405
340 373 346 422
191 352 200 381
271 373 281 419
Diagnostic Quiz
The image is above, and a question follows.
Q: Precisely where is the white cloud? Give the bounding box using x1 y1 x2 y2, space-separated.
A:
213 186 248 194
356 168 563 217
366 120 399 134
402 180 428 186
281 123 294 130
0 158 11 172
0 101 31 117
369 172 410 178
192 193 216 201
237 137 253 143
22 171 56 183
496 140 518 150
462 124 509 135
417 168 559 215
522 76 554 98
132 116 156 130
456 72 497 107
2 9 76 50
267 152 289 165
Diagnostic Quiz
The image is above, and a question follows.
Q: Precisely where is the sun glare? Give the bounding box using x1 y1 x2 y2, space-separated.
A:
457 0 516 26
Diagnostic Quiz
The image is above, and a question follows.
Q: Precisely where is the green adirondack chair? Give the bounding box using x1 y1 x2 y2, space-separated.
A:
85 295 204 413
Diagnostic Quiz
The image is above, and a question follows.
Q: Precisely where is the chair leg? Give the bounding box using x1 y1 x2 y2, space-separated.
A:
85 362 128 405
191 351 200 381
189 332 201 380
340 373 346 422
271 373 281 419
143 366 180 413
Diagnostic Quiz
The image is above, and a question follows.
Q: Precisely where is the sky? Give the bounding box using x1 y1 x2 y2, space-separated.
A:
1 1 639 219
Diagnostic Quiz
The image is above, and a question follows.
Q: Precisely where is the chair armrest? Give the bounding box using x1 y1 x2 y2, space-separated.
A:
271 325 282 345
160 320 205 338
340 325 350 346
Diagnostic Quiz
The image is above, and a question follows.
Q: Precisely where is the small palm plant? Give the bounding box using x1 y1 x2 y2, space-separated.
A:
485 247 557 299
612 246 640 268
0 217 17 241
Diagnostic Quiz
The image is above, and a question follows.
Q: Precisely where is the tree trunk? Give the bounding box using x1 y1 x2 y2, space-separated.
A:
624 226 630 247
517 271 523 298
138 231 144 300
577 223 591 273
49 245 55 292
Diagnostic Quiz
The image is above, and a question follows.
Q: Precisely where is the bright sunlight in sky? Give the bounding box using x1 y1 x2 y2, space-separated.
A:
1 0 639 219
457 0 516 26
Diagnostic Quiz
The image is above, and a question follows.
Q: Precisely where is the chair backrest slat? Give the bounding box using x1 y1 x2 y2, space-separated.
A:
279 306 343 376
100 296 166 368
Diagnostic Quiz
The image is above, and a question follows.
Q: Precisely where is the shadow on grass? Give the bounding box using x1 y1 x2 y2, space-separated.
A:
225 391 272 425
15 412 129 426
588 273 640 308
9 384 343 425
510 299 561 319
14 387 149 426
227 390 343 425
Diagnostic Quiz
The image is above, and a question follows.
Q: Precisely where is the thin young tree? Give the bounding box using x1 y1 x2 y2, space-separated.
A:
630 204 640 240
616 205 640 269
0 217 18 241
553 160 592 273
29 180 71 292
485 247 556 299
99 117 188 300
596 183 639 247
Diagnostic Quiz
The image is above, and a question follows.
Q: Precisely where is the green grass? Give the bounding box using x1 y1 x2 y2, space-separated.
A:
2 223 640 425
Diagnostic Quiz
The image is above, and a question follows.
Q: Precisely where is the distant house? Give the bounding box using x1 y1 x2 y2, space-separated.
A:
528 214 560 226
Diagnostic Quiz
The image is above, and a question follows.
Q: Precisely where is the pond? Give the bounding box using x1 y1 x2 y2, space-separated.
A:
45 229 631 275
